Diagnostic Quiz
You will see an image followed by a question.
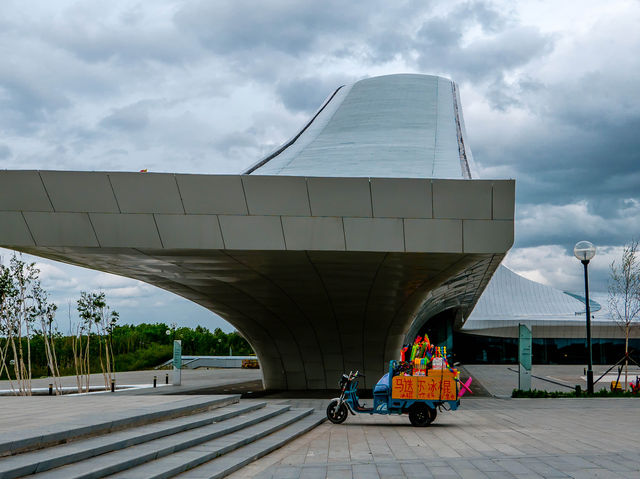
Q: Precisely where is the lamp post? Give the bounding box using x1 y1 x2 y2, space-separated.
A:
574 241 596 394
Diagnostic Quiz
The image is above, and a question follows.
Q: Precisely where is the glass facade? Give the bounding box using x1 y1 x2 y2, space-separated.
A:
453 332 640 365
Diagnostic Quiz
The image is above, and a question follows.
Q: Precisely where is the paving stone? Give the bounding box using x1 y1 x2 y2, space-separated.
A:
270 466 299 479
470 459 504 472
325 466 353 479
565 469 611 479
376 462 405 478
586 455 633 471
401 462 434 479
518 457 569 477
493 458 536 475
454 469 488 479
351 463 378 479
427 465 460 477
299 465 328 479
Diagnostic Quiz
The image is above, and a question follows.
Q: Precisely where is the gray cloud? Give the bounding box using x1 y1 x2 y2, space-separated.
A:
0 69 70 133
0 144 11 160
414 21 553 85
100 101 151 131
174 1 373 56
0 0 638 310
463 1 510 32
276 75 353 113
39 4 202 65
473 82 640 209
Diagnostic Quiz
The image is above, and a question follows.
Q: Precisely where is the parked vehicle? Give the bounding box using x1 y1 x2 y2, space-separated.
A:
326 360 463 426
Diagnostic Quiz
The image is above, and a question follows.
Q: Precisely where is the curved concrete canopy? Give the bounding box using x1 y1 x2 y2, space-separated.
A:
0 74 515 390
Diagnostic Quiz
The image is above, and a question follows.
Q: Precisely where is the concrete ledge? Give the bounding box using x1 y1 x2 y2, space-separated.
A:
0 172 514 254
0 402 266 479
178 411 325 479
0 171 52 212
116 407 314 479
40 171 119 213
0 212 34 246
25 405 294 479
23 212 98 247
90 213 162 248
0 395 239 457
109 172 184 214
176 174 248 215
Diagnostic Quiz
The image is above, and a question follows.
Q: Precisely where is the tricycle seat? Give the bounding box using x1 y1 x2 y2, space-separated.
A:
373 373 390 394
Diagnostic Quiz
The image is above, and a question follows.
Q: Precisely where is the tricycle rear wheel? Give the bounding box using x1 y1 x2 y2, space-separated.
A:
408 403 437 426
327 400 348 424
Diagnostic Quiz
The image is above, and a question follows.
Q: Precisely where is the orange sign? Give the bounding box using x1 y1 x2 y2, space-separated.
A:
392 376 416 399
391 370 457 400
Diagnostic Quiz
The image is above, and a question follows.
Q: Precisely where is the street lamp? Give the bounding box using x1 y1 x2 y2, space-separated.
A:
574 241 596 394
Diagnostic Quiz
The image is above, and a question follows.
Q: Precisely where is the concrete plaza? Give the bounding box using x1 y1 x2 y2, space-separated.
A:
229 365 640 478
2 366 640 478
232 397 640 478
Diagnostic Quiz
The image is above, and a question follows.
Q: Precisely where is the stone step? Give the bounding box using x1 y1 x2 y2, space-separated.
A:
0 402 266 479
31 405 292 479
176 411 325 479
0 396 240 457
107 408 316 479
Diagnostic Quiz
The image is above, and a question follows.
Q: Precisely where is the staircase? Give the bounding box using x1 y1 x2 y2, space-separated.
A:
0 396 324 479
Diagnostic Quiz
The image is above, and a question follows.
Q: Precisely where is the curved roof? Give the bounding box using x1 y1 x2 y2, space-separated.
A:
247 74 473 179
463 265 604 333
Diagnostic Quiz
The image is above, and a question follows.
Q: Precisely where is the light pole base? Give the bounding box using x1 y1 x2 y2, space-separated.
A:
587 369 594 394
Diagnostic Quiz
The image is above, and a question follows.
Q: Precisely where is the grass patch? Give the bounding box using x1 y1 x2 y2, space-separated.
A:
512 388 640 398
115 344 173 372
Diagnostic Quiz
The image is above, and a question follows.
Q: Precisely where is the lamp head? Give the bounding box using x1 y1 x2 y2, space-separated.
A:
574 241 596 262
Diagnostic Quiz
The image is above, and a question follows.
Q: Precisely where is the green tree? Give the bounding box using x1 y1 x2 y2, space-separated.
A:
0 254 56 395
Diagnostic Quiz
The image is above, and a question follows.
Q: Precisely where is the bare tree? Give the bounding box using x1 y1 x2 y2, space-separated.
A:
0 262 15 392
76 292 118 391
34 286 62 394
608 239 640 389
72 318 90 394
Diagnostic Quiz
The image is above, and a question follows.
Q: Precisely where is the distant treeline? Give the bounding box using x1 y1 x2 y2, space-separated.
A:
0 323 254 380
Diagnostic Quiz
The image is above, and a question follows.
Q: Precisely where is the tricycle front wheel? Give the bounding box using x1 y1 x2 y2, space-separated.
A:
408 403 437 426
327 400 348 424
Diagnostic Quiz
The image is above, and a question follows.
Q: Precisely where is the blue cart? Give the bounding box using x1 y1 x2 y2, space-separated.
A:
326 360 461 426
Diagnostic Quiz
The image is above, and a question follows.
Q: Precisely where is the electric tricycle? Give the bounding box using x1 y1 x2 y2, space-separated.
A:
326 360 470 426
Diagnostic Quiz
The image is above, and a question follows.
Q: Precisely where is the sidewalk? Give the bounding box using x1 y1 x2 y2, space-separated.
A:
231 397 640 478
0 368 262 396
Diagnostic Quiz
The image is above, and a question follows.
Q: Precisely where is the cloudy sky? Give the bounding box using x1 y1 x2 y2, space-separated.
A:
1 0 639 331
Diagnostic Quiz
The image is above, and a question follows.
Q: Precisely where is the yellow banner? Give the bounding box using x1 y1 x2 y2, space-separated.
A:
391 370 457 400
